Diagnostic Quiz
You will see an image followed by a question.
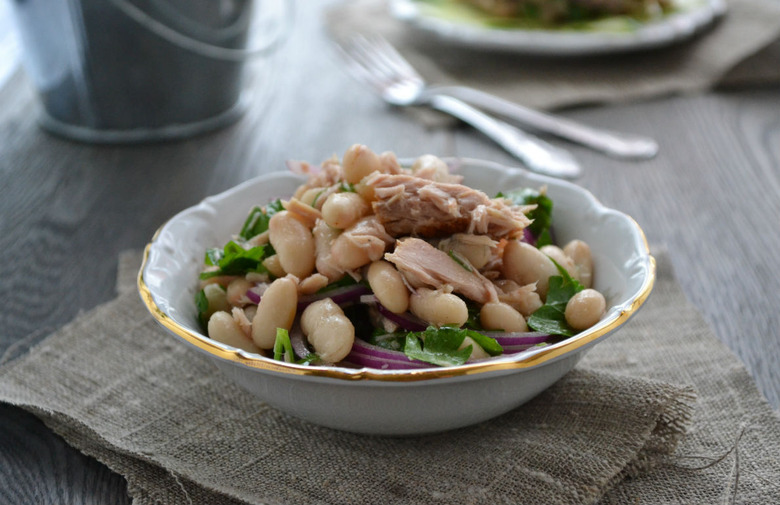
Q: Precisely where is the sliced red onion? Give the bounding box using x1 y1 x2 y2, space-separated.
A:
285 159 320 175
501 342 551 356
346 332 550 369
360 294 378 304
500 344 535 352
375 304 428 332
344 353 429 370
289 325 312 360
521 227 536 246
482 331 551 347
349 338 430 369
297 284 371 311
351 337 409 360
245 289 261 304
245 284 268 305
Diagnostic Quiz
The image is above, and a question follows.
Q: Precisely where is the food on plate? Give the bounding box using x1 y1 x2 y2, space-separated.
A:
195 145 607 369
457 0 672 25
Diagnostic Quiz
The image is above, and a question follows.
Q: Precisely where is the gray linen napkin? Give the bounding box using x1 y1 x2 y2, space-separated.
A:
325 0 780 111
585 251 780 504
0 250 692 505
0 248 778 504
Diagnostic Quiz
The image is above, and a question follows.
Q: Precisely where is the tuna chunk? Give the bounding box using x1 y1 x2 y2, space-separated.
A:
493 279 543 317
385 238 498 304
284 197 321 228
332 216 395 271
365 173 531 239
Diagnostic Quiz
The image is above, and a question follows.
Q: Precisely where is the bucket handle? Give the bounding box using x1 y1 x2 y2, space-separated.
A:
105 0 294 62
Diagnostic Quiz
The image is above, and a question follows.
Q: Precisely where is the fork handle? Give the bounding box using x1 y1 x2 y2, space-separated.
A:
432 86 659 160
430 95 581 179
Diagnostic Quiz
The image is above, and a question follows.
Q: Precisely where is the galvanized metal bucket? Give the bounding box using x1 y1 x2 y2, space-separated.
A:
11 0 292 143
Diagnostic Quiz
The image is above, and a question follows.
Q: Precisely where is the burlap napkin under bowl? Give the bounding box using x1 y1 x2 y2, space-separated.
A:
1 248 779 504
325 0 780 111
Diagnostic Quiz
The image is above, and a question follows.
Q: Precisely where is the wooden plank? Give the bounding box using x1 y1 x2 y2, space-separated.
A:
0 0 778 502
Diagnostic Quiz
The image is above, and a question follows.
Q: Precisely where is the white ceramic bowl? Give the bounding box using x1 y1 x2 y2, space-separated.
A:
139 158 655 436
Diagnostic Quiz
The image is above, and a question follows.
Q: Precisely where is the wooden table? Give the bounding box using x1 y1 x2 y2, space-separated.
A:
1 1 778 502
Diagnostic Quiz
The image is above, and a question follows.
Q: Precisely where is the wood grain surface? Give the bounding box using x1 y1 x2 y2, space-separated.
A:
1 0 779 502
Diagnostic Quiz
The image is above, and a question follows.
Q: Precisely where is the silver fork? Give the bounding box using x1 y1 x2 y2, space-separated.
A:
337 35 581 179
342 35 658 161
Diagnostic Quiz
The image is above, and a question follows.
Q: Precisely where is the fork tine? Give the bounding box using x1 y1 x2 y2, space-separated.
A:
335 39 388 93
362 34 422 81
336 34 416 99
345 35 402 84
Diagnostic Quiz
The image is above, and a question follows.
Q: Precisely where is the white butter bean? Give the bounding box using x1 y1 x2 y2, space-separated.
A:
540 245 576 278
246 230 269 247
565 289 606 330
409 288 468 327
342 144 380 184
564 239 594 289
208 311 261 353
321 192 369 229
262 255 286 279
438 234 495 270
269 210 315 278
411 154 450 182
379 151 402 174
367 260 409 314
494 279 543 317
301 298 355 363
251 277 298 349
231 306 252 338
480 302 528 332
300 187 325 207
458 336 490 361
330 234 371 271
226 278 252 307
313 219 344 281
203 283 229 316
502 240 558 300
354 178 376 202
298 273 330 295
199 273 238 290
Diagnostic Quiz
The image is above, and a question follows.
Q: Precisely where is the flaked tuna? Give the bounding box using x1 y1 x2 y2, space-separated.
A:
365 173 532 239
385 237 498 304
331 216 395 272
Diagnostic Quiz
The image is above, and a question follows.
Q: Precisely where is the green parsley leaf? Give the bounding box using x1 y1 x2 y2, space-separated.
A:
526 305 572 336
501 188 554 247
447 250 473 272
527 261 585 337
405 332 472 367
195 289 209 331
273 328 295 363
239 199 284 240
339 182 356 193
316 275 360 293
311 190 326 208
199 241 270 280
204 248 223 266
465 329 503 356
465 301 484 331
370 331 407 351
403 326 502 367
297 353 319 365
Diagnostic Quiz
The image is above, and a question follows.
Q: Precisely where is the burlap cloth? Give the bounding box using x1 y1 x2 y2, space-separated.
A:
0 248 778 504
325 0 780 111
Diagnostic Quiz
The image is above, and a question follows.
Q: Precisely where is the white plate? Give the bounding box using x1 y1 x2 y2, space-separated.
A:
390 0 727 55
140 158 655 435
